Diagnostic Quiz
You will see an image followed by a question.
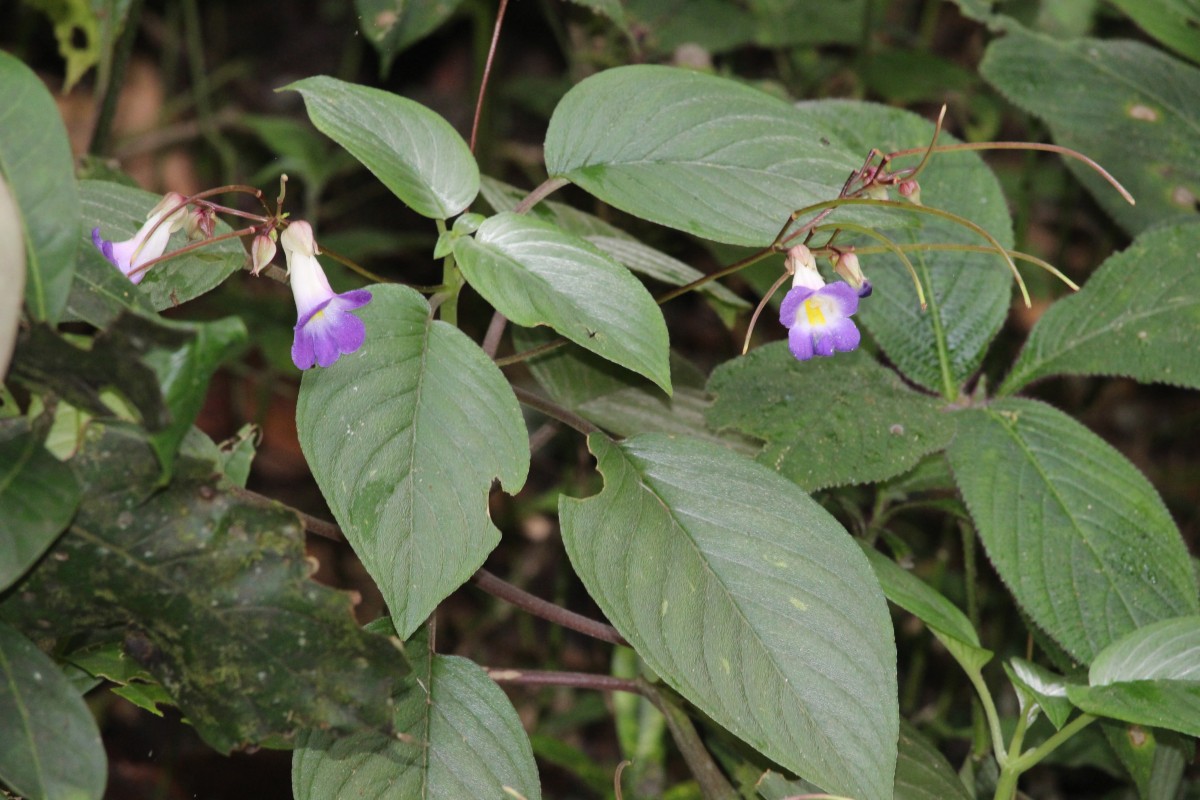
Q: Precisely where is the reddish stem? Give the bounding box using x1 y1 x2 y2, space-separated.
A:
470 0 510 153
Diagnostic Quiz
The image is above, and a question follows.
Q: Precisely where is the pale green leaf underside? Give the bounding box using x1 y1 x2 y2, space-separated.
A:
0 174 25 377
296 285 528 639
286 75 479 219
1006 657 1073 730
560 433 897 800
1003 222 1200 393
544 65 877 247
1068 681 1200 738
0 51 79 324
707 346 954 490
0 621 106 800
294 628 541 800
948 399 1199 663
455 212 672 392
1090 616 1200 685
982 30 1200 235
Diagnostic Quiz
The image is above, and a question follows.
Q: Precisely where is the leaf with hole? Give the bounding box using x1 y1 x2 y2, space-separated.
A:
297 284 528 638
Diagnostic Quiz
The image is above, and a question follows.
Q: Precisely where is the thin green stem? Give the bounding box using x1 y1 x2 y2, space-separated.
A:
90 0 145 155
851 242 1079 291
655 247 776 305
182 0 238 181
1012 713 1097 772
436 219 462 325
494 338 567 367
965 665 1007 767
812 222 926 309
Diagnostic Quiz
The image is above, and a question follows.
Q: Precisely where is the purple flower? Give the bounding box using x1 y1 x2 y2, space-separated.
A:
92 192 188 284
281 221 372 370
779 280 862 361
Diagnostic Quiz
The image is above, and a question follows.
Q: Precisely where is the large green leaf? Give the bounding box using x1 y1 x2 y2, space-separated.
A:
0 173 24 378
981 29 1200 235
79 180 247 316
559 433 897 800
1069 682 1200 738
285 76 479 219
707 346 955 490
0 425 403 753
453 213 671 392
543 65 875 247
0 622 105 800
1090 616 1200 684
947 399 1199 663
1002 222 1200 393
799 100 1014 396
355 0 468 73
297 284 528 638
0 423 81 592
1109 0 1200 66
0 51 80 324
293 625 541 800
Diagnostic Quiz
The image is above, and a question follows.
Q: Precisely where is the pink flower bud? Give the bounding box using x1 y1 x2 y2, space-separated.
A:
250 232 277 276
186 206 216 240
833 250 872 298
898 179 922 205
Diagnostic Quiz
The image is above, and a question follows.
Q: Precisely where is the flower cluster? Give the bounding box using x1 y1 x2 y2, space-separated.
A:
93 193 372 370
778 245 863 361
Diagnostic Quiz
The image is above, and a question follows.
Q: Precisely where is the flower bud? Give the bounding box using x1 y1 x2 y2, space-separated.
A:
864 184 890 201
185 206 216 240
898 178 922 205
833 250 872 297
251 232 277 276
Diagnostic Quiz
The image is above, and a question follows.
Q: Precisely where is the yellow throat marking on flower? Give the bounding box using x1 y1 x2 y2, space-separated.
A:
803 298 826 326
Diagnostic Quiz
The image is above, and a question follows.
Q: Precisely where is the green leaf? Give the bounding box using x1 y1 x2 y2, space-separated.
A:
747 0 868 47
80 180 246 316
1068 681 1200 738
544 65 873 247
981 29 1200 235
355 0 468 73
479 176 747 315
932 629 994 675
1109 0 1200 65
1002 222 1200 394
297 284 528 638
0 423 81 592
707 346 955 490
1004 658 1074 730
560 433 897 800
22 0 101 90
0 51 80 324
625 0 756 55
285 76 479 219
893 720 973 800
0 173 24 378
1090 616 1200 685
861 547 980 647
947 399 1200 663
293 626 541 800
798 100 1014 396
454 212 672 392
66 641 173 716
0 622 105 800
0 425 403 753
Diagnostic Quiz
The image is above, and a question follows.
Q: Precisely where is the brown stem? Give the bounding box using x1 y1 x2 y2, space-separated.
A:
643 684 739 800
513 177 570 215
473 569 628 646
494 337 567 367
512 386 599 436
482 311 508 358
655 247 775 305
486 668 639 694
470 0 509 153
128 225 257 279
